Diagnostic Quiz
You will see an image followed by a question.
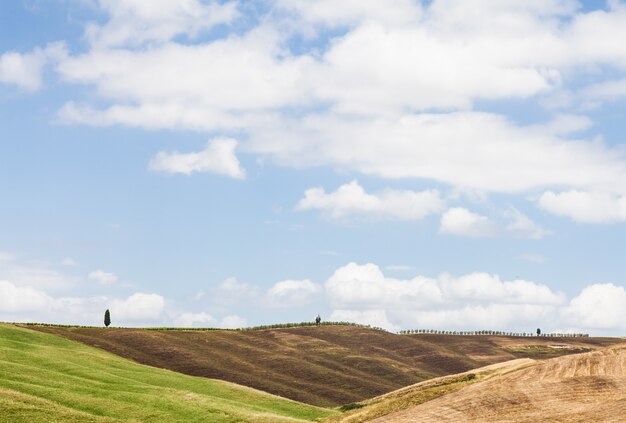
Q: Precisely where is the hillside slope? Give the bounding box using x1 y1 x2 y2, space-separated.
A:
327 358 536 423
0 324 335 422
29 324 621 407
372 343 626 422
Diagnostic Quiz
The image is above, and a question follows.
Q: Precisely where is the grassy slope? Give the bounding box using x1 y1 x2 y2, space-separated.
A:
0 324 336 422
29 324 622 408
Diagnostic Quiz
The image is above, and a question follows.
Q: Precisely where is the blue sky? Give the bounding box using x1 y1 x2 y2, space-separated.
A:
3 0 626 334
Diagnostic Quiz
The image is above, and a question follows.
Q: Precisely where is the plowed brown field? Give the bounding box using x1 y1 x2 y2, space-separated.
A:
373 344 626 422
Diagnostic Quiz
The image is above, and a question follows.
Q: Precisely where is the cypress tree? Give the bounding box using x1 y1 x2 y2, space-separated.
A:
104 309 111 327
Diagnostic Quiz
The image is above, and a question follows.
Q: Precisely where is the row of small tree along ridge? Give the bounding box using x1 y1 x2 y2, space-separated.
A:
398 329 589 337
18 320 389 332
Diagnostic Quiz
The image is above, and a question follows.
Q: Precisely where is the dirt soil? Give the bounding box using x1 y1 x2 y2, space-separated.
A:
27 325 622 408
372 343 626 422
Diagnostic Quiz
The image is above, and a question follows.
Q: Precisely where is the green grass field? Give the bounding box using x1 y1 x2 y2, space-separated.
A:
0 324 336 422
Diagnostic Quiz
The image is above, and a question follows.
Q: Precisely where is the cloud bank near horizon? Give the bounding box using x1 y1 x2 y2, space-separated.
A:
2 260 625 336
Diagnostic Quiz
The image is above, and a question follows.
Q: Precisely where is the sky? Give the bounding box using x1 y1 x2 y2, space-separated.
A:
3 0 626 334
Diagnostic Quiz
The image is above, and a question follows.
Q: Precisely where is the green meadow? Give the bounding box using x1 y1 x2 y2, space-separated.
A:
0 324 336 422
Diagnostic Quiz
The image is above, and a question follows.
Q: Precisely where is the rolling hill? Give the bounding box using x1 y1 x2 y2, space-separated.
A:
28 324 621 407
0 324 336 422
333 343 626 422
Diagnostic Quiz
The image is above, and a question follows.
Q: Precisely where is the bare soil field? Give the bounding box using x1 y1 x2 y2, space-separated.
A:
372 343 626 422
28 324 621 408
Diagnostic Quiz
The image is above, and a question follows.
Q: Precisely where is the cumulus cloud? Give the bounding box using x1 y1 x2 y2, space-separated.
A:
170 312 248 329
563 284 626 330
275 0 423 29
46 0 626 216
440 207 548 238
0 42 66 91
584 77 626 101
214 277 260 304
172 311 216 327
538 190 626 223
326 262 564 309
85 0 238 48
109 292 165 323
297 180 444 221
266 279 321 306
219 315 248 329
0 280 52 313
212 276 321 310
504 208 550 239
87 269 119 285
440 207 497 237
149 138 245 179
0 278 165 326
170 309 247 330
250 112 626 195
329 309 395 330
0 263 75 291
323 262 626 334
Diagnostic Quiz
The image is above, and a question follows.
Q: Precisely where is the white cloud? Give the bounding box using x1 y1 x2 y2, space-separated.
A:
439 207 548 238
249 112 626 195
0 280 52 313
297 180 444 221
0 263 75 291
266 279 321 306
504 208 550 239
219 315 247 329
324 262 626 334
0 278 165 326
212 276 322 309
172 311 216 327
563 284 626 330
47 1 626 212
440 207 497 237
88 269 119 285
326 262 443 309
109 292 165 323
0 254 82 291
329 309 395 331
326 263 564 310
538 190 626 223
149 138 245 179
214 277 260 304
169 311 248 328
9 1 626 230
584 78 626 101
275 0 422 29
0 42 66 91
56 27 309 123
86 0 238 48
